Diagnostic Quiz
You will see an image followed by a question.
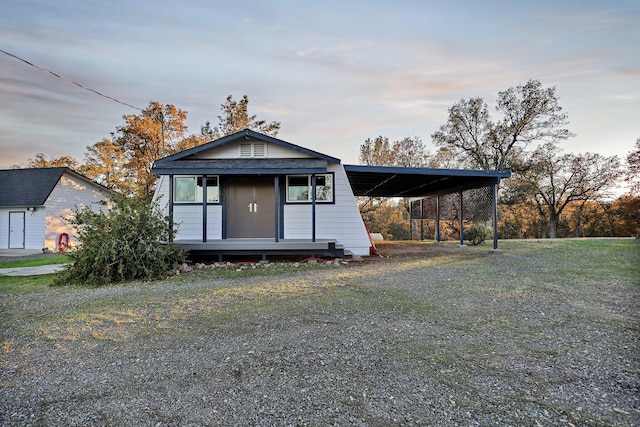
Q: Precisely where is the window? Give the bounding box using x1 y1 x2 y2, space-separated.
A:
286 174 333 203
174 176 219 203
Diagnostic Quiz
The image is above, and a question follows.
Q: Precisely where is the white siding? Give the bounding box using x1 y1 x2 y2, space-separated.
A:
173 206 202 240
173 205 222 240
44 173 111 251
154 176 222 241
153 175 170 212
0 208 45 249
284 164 371 256
207 205 223 239
191 141 313 159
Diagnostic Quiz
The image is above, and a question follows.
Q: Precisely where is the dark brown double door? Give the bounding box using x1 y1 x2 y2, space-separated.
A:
226 177 275 238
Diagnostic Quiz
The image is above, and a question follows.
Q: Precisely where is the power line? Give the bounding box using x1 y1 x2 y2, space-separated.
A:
0 48 143 111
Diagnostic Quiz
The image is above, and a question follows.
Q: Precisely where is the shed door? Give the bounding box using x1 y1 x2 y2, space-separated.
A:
226 177 275 238
9 211 25 249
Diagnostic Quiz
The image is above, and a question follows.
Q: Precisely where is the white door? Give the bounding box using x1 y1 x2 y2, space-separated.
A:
9 211 25 249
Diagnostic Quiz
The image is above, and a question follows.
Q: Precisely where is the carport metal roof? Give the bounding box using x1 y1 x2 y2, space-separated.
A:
343 164 511 198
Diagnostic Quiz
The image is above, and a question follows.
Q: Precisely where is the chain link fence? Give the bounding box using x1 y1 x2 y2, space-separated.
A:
409 186 494 241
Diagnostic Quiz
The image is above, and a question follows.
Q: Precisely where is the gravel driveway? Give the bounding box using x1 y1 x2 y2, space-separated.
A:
1 240 638 426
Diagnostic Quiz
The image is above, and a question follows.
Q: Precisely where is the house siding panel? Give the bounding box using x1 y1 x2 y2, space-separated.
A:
154 177 222 241
44 174 110 251
284 164 370 256
0 208 45 249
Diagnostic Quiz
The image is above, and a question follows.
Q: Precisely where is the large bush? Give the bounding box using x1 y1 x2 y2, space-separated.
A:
464 223 493 246
53 196 184 286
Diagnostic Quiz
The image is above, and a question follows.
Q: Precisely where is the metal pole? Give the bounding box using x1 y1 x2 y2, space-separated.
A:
159 111 165 157
493 181 499 250
420 199 424 241
436 196 441 242
459 192 464 246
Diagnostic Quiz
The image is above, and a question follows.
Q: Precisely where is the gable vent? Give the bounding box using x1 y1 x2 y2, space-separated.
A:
240 143 253 157
253 143 266 157
240 142 267 158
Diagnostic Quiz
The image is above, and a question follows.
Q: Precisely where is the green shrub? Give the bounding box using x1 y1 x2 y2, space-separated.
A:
465 223 493 246
53 195 184 286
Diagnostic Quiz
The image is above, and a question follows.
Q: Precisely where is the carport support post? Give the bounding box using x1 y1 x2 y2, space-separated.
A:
493 181 499 251
420 199 424 241
459 192 465 246
436 196 441 242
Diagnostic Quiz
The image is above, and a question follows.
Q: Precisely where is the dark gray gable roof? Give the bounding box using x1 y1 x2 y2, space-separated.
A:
153 129 341 166
0 167 66 207
0 167 114 207
344 164 511 198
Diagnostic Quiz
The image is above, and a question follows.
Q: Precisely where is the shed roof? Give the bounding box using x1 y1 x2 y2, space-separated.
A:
0 167 114 207
0 167 67 207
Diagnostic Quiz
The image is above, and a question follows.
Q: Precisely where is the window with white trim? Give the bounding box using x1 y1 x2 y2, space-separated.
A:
286 174 333 203
174 176 219 203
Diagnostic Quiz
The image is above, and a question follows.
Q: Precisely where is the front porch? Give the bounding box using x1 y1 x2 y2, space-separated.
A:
176 238 353 261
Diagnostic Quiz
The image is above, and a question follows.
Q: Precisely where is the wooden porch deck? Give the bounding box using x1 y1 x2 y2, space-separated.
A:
175 239 352 260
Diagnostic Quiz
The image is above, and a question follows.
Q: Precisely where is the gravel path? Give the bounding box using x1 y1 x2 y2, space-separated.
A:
1 241 638 426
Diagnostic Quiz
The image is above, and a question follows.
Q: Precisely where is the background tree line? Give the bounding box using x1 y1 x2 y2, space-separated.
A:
16 83 639 239
359 80 639 239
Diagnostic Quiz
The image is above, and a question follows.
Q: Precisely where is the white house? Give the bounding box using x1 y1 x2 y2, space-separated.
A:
152 130 372 258
152 129 511 259
0 167 114 252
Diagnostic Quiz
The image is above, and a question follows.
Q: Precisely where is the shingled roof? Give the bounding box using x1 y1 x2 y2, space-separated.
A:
0 167 112 207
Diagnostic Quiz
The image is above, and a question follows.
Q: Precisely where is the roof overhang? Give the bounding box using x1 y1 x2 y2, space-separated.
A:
343 164 511 198
152 158 328 175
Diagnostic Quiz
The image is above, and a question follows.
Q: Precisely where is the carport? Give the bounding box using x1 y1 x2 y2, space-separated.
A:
343 165 511 250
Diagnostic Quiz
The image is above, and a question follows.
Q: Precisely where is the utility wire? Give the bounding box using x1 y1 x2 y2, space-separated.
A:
0 48 143 111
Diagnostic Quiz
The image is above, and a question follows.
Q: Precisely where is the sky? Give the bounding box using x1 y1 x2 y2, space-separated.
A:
1 0 638 170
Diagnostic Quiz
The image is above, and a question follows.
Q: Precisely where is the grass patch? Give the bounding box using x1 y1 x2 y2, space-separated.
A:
0 274 54 293
0 255 68 269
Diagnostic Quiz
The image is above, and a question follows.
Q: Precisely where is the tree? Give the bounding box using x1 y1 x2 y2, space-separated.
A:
201 95 281 140
519 143 621 238
80 138 132 194
18 153 80 169
431 79 573 172
358 136 429 234
359 136 428 167
626 137 640 195
83 101 199 197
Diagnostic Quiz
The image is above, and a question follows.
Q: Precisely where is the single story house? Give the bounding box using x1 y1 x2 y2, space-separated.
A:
152 129 510 259
0 167 114 252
